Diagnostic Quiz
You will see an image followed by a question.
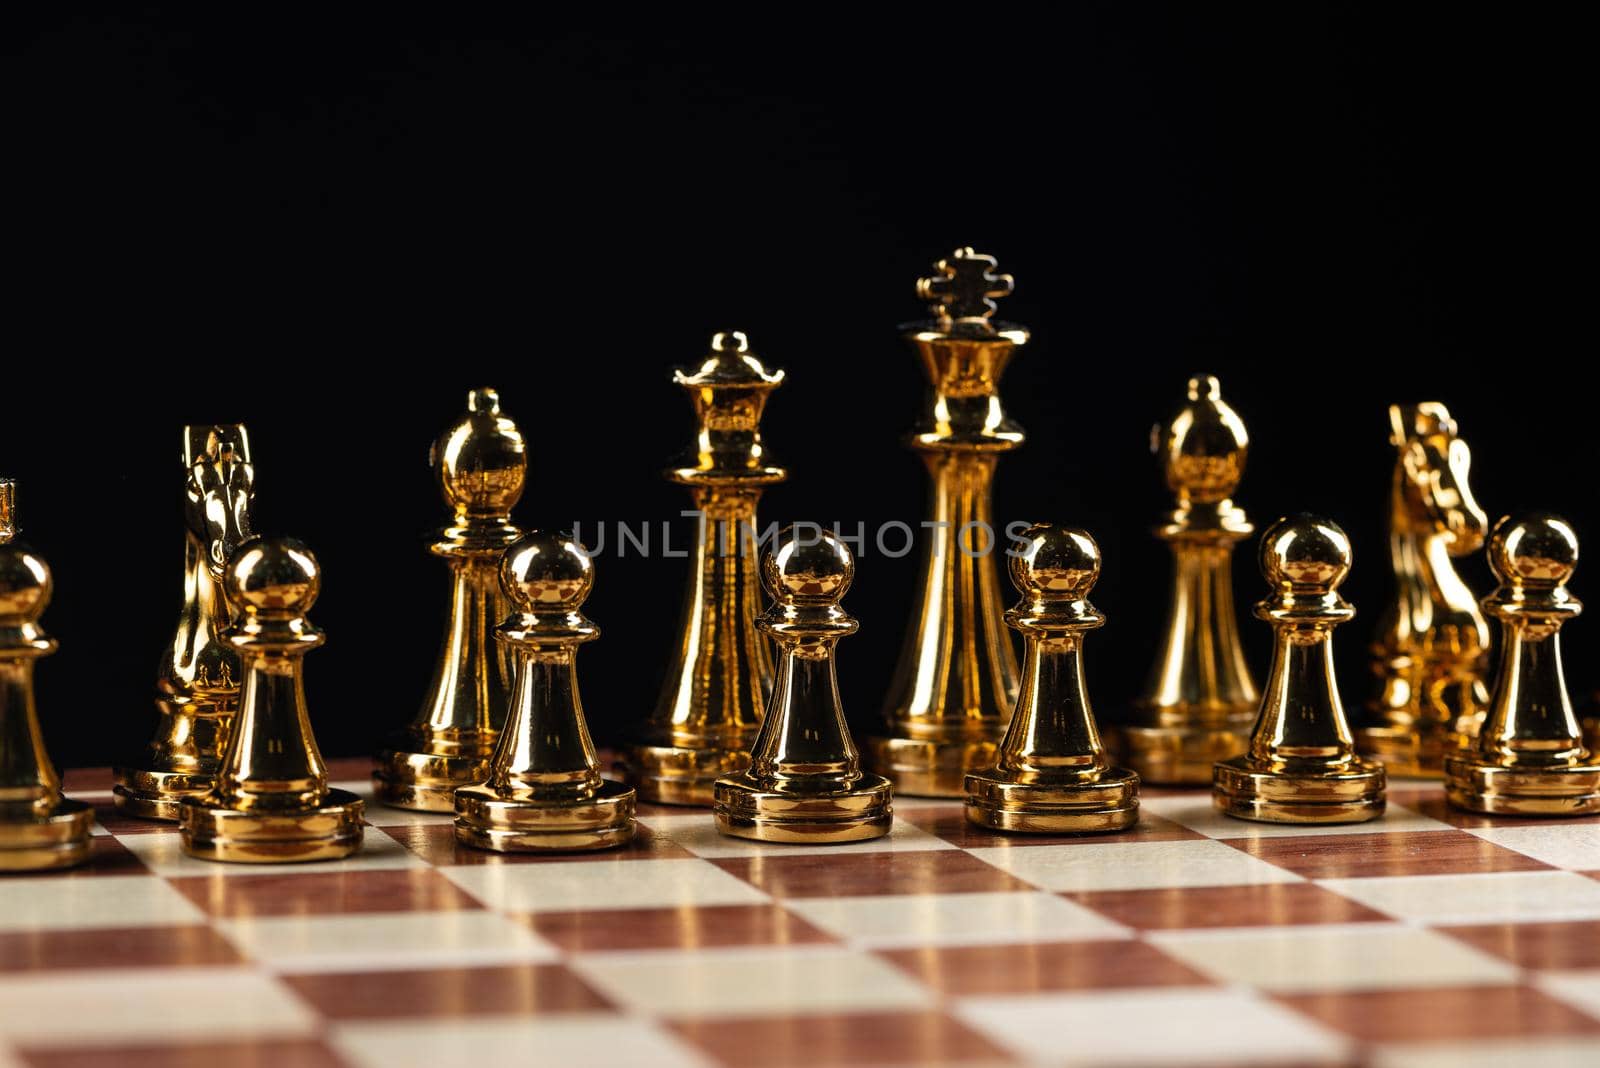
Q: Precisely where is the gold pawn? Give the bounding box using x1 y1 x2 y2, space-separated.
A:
115 425 255 820
374 388 526 811
1360 403 1490 776
626 331 785 805
965 525 1140 833
0 479 93 871
1214 515 1386 823
455 531 635 852
867 247 1025 797
1445 515 1600 815
180 537 365 862
715 527 893 842
1124 375 1258 784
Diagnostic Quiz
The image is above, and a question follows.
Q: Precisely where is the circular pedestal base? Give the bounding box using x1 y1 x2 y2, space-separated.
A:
372 746 493 813
625 741 753 807
1121 721 1251 786
179 789 366 863
713 773 893 843
1357 724 1475 780
864 735 999 798
0 798 93 872
965 767 1140 834
112 767 217 822
454 780 635 852
1443 757 1600 816
1213 757 1387 824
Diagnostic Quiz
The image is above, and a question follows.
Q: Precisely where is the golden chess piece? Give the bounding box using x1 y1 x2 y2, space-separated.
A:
866 247 1024 796
116 425 255 820
1124 375 1258 784
626 331 785 806
1445 515 1600 815
455 531 635 852
965 525 1139 833
179 537 364 862
1359 403 1490 777
374 388 525 811
715 527 893 842
0 479 93 872
1214 515 1386 823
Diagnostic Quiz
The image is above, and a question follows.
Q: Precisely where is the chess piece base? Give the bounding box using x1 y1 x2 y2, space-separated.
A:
112 767 217 822
1120 719 1252 786
179 788 366 863
454 780 636 853
0 798 93 872
1443 757 1600 816
863 735 999 798
626 741 753 807
372 743 494 813
1213 757 1387 824
713 773 893 843
964 767 1140 834
1584 717 1600 757
1357 723 1475 780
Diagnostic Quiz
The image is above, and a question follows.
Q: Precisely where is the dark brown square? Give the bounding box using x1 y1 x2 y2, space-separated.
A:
1443 921 1600 970
1066 883 1391 930
384 822 695 865
1277 985 1600 1041
672 1011 1017 1067
900 805 1204 849
92 803 176 835
59 767 113 793
19 1040 348 1068
527 904 837 952
877 939 1211 995
169 867 482 917
283 962 613 1019
1226 831 1551 878
0 925 243 972
711 850 1031 897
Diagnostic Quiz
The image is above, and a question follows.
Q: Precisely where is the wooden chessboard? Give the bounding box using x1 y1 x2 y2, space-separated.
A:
5 758 1600 1067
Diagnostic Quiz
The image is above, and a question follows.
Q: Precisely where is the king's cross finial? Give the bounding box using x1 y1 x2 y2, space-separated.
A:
917 247 1014 325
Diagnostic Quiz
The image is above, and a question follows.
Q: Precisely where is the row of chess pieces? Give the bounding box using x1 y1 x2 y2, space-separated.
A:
4 247 1598 873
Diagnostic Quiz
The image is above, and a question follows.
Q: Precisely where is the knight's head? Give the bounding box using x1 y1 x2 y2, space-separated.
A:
183 424 256 574
1389 403 1487 555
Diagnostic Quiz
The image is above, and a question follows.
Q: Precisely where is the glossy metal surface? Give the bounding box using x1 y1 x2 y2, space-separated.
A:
868 248 1024 797
179 537 364 862
115 425 255 820
1215 516 1386 823
966 525 1139 833
1444 515 1600 815
1124 376 1258 783
455 532 636 852
1360 403 1490 777
0 480 92 871
715 528 893 842
626 332 785 806
374 389 525 811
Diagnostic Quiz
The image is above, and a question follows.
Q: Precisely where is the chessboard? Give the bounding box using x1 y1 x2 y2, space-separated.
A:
5 759 1600 1068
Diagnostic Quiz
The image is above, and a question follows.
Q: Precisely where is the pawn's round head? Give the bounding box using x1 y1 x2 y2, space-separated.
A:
501 530 593 611
1010 524 1099 601
226 537 320 616
763 527 854 605
1259 514 1351 593
432 388 527 515
0 547 51 623
1489 513 1578 587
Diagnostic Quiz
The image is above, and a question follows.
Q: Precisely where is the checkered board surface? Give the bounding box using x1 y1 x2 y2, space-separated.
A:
7 760 1600 1068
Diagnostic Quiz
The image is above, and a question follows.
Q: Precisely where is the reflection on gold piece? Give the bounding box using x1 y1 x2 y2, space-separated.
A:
179 538 364 862
1214 516 1386 823
868 248 1025 797
374 389 525 811
455 532 635 852
626 332 785 806
715 528 892 843
1360 403 1490 778
966 526 1139 834
1124 376 1258 784
116 425 256 821
1445 515 1600 815
0 481 93 871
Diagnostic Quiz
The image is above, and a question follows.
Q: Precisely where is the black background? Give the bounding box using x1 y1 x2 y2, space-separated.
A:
4 10 1591 771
